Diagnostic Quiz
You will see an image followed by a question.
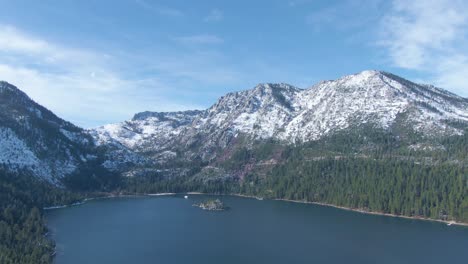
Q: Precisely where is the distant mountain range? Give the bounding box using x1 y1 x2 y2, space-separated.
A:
1 70 467 183
91 70 468 177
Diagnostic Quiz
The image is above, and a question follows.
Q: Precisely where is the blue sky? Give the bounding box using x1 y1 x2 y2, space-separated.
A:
0 0 467 127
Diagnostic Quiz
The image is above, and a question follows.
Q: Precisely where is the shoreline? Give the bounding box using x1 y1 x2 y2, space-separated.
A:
273 198 468 227
186 192 468 227
44 191 468 227
42 193 176 210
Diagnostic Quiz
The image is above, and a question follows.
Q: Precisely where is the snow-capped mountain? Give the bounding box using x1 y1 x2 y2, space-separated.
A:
91 110 202 150
0 81 98 183
89 110 202 169
2 70 467 181
92 70 468 163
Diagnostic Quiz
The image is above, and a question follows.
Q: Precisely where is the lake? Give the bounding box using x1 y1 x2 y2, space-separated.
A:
46 195 468 264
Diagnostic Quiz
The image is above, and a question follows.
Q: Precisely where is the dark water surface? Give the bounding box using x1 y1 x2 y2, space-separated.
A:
46 195 468 264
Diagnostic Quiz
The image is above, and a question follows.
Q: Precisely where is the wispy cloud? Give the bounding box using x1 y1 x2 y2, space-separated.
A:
0 25 49 54
0 25 106 68
0 25 204 127
378 0 468 96
174 34 224 45
288 0 315 7
305 0 383 32
204 9 223 22
134 0 183 17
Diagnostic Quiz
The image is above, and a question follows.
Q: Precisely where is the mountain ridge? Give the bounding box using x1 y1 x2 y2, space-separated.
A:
0 81 97 184
1 70 467 228
1 70 467 182
91 70 468 166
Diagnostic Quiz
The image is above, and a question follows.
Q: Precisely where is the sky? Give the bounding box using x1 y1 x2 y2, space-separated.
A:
0 0 467 127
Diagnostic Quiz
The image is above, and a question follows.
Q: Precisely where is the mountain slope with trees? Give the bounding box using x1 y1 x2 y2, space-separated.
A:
0 70 467 263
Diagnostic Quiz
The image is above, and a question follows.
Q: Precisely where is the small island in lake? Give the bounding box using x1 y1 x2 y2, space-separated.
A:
193 199 226 211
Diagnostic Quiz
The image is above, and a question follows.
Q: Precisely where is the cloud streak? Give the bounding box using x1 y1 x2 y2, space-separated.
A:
204 9 223 22
134 0 184 17
174 34 224 45
305 0 383 32
378 0 468 96
0 25 204 127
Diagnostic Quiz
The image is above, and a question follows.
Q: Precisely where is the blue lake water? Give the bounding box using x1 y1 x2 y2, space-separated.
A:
46 195 468 264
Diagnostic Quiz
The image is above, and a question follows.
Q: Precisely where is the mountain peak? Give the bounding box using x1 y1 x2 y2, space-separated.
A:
254 83 299 90
358 69 383 75
0 81 26 96
336 70 385 86
0 80 14 88
89 70 468 165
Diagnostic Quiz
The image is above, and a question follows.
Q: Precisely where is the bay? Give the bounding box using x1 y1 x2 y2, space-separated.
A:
46 195 468 264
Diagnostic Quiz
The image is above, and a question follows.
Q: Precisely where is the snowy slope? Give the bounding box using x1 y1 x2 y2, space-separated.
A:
0 81 95 183
91 110 202 150
3 70 465 180
92 70 468 162
282 70 468 141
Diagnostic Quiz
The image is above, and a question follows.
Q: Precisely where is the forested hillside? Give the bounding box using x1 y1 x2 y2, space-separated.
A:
0 169 82 264
1 71 468 263
121 127 468 222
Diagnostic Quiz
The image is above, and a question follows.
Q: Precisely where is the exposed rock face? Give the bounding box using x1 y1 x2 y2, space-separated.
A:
91 70 468 165
2 70 467 182
0 82 96 184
